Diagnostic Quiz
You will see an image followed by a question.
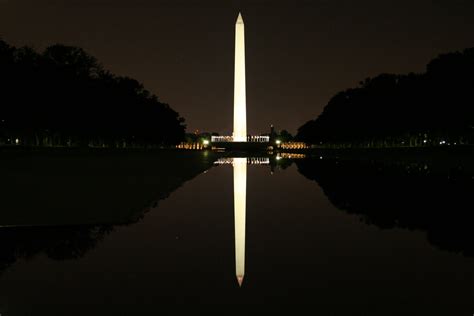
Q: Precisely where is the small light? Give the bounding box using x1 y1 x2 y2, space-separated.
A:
276 156 282 161
203 140 209 145
320 156 323 159
15 138 19 144
423 140 427 143
275 140 281 145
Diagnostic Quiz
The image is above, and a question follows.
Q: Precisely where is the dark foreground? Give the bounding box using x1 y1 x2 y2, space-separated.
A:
0 149 472 315
0 149 215 226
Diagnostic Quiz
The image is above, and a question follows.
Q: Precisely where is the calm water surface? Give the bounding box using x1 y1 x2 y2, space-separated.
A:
0 154 472 315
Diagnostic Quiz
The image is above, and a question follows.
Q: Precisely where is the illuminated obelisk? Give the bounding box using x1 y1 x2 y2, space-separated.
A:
233 158 247 286
233 12 247 142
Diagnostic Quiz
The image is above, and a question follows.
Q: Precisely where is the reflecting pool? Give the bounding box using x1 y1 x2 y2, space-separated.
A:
0 151 472 315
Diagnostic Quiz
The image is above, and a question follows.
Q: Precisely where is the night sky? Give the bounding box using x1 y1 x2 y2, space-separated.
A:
1 0 474 134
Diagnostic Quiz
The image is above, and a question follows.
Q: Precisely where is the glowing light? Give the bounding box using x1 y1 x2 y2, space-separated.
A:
203 140 210 145
280 153 306 159
214 157 270 165
249 135 269 142
280 142 308 150
276 155 282 161
15 138 19 144
233 157 246 286
275 140 281 145
212 135 233 142
233 13 247 142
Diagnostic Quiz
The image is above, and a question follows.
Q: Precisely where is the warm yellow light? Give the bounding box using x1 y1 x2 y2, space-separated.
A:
233 157 246 286
203 140 210 145
233 13 247 142
276 140 281 145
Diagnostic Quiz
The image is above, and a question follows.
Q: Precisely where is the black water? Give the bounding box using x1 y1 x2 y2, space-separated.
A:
0 155 472 315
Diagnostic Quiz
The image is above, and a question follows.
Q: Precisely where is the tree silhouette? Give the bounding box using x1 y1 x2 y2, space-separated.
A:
296 158 474 257
297 48 474 147
0 39 186 148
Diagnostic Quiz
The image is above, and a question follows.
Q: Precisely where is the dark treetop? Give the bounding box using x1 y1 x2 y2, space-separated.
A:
297 48 474 147
0 39 186 148
3 0 474 134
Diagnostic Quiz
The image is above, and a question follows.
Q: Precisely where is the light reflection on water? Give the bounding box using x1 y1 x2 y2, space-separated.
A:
0 153 472 315
233 158 246 287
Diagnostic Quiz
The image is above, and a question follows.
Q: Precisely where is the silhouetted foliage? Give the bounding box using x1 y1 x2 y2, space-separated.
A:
0 150 216 275
296 156 474 257
297 48 474 147
0 39 185 147
277 129 293 142
0 225 113 273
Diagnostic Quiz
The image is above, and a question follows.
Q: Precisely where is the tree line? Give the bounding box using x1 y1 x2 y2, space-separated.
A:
296 157 474 257
0 39 185 148
297 48 474 147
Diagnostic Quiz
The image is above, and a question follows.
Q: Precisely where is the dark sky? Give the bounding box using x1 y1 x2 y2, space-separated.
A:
1 0 474 134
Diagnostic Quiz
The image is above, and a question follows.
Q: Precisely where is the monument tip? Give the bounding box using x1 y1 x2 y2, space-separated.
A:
237 275 244 287
237 12 244 24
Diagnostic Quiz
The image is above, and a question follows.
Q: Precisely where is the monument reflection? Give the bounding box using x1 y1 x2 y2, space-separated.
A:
233 158 246 287
214 157 270 287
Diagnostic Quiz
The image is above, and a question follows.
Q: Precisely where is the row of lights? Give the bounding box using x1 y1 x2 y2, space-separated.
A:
201 139 281 145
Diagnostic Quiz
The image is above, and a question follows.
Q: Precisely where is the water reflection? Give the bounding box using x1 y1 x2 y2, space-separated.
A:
217 156 296 286
233 158 246 286
215 157 270 165
223 157 271 286
0 151 215 275
0 225 113 275
0 152 472 314
296 156 474 257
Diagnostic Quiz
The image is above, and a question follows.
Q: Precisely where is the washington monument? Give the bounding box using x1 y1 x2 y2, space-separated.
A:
233 12 247 142
233 13 247 287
